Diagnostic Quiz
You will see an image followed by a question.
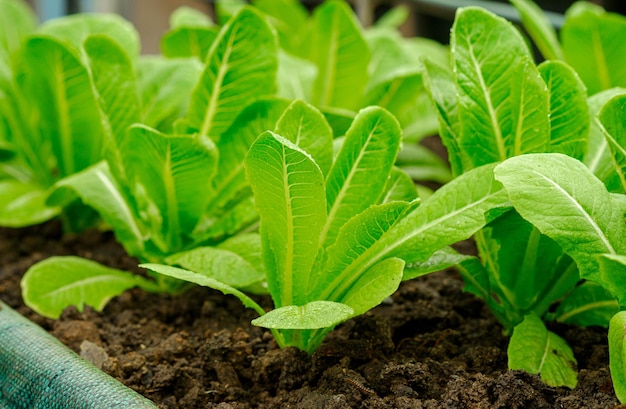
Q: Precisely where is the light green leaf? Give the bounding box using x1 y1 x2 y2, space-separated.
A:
38 13 140 59
245 131 327 307
251 301 353 330
217 233 265 278
598 254 626 308
275 99 333 176
22 256 156 319
549 281 618 327
276 51 317 102
310 0 369 110
341 257 404 316
160 27 218 60
140 263 265 316
538 60 589 160
584 88 626 191
379 167 419 204
385 162 508 265
0 0 36 57
315 201 409 301
48 161 145 257
187 7 277 139
326 164 506 293
121 125 218 251
169 6 213 28
452 7 550 167
599 93 626 192
84 35 140 146
323 107 402 247
253 0 309 57
0 180 59 227
136 56 203 131
422 59 465 176
508 314 578 388
403 246 475 281
494 153 625 281
215 0 246 25
609 311 626 403
22 35 103 177
166 246 263 289
562 2 626 95
510 0 564 60
204 98 290 222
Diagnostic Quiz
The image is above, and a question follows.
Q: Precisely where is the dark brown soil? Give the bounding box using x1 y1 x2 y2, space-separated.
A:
0 221 620 408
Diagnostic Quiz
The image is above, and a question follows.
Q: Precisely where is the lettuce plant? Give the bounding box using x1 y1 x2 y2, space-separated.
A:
20 6 283 318
143 103 509 353
490 92 626 402
0 1 199 230
421 5 606 388
163 0 451 186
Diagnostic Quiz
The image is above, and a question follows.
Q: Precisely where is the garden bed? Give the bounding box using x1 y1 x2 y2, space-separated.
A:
0 221 619 408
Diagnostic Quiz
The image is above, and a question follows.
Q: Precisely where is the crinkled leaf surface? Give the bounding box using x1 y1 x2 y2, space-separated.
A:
422 59 465 176
187 7 277 139
452 7 549 168
494 153 625 282
84 35 140 145
22 256 156 319
275 99 333 176
322 107 401 247
508 314 578 388
121 125 218 252
310 0 369 110
201 98 290 230
166 246 263 289
562 2 626 95
245 132 326 307
22 36 102 177
314 201 409 301
251 301 353 330
538 60 589 160
330 163 508 286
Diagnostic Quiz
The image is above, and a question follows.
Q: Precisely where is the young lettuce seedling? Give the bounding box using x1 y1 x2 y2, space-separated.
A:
422 5 597 388
143 103 509 353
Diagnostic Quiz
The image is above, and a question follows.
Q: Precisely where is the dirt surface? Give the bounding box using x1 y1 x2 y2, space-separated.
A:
0 221 620 408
